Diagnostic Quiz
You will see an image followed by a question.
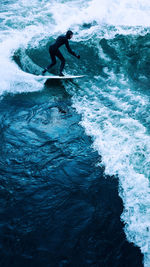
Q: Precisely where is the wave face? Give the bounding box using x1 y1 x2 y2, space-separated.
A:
0 0 150 266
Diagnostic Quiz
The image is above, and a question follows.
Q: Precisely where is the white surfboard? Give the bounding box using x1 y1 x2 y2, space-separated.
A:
37 74 85 80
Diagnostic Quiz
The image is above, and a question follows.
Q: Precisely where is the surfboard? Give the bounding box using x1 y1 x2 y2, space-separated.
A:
36 74 85 80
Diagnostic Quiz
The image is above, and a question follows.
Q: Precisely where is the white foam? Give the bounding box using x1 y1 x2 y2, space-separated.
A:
85 0 150 27
74 106 150 264
0 32 44 95
71 71 150 265
47 0 150 40
0 0 58 96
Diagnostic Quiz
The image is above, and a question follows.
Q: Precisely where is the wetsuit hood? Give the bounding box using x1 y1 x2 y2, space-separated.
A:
66 30 73 39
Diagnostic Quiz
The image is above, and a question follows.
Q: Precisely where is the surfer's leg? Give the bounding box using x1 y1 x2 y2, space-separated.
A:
56 50 65 76
42 50 56 74
47 51 56 69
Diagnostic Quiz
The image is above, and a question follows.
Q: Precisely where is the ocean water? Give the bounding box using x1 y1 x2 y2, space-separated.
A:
0 0 150 266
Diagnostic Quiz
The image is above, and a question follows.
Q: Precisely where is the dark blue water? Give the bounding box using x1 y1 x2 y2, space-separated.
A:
0 86 143 267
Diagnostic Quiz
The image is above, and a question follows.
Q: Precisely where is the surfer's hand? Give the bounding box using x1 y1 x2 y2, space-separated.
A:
76 55 80 59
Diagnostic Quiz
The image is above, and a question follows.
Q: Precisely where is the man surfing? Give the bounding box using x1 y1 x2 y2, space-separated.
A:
42 30 80 76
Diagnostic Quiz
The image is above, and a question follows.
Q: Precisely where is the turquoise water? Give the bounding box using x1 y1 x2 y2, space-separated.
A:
0 0 150 266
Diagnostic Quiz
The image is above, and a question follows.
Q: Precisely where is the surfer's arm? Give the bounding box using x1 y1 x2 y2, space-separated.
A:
65 40 77 57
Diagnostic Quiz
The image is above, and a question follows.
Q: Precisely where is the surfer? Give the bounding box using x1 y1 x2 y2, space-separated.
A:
42 30 80 76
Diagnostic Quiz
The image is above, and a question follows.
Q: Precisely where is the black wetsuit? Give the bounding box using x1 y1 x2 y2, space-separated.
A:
46 35 78 74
